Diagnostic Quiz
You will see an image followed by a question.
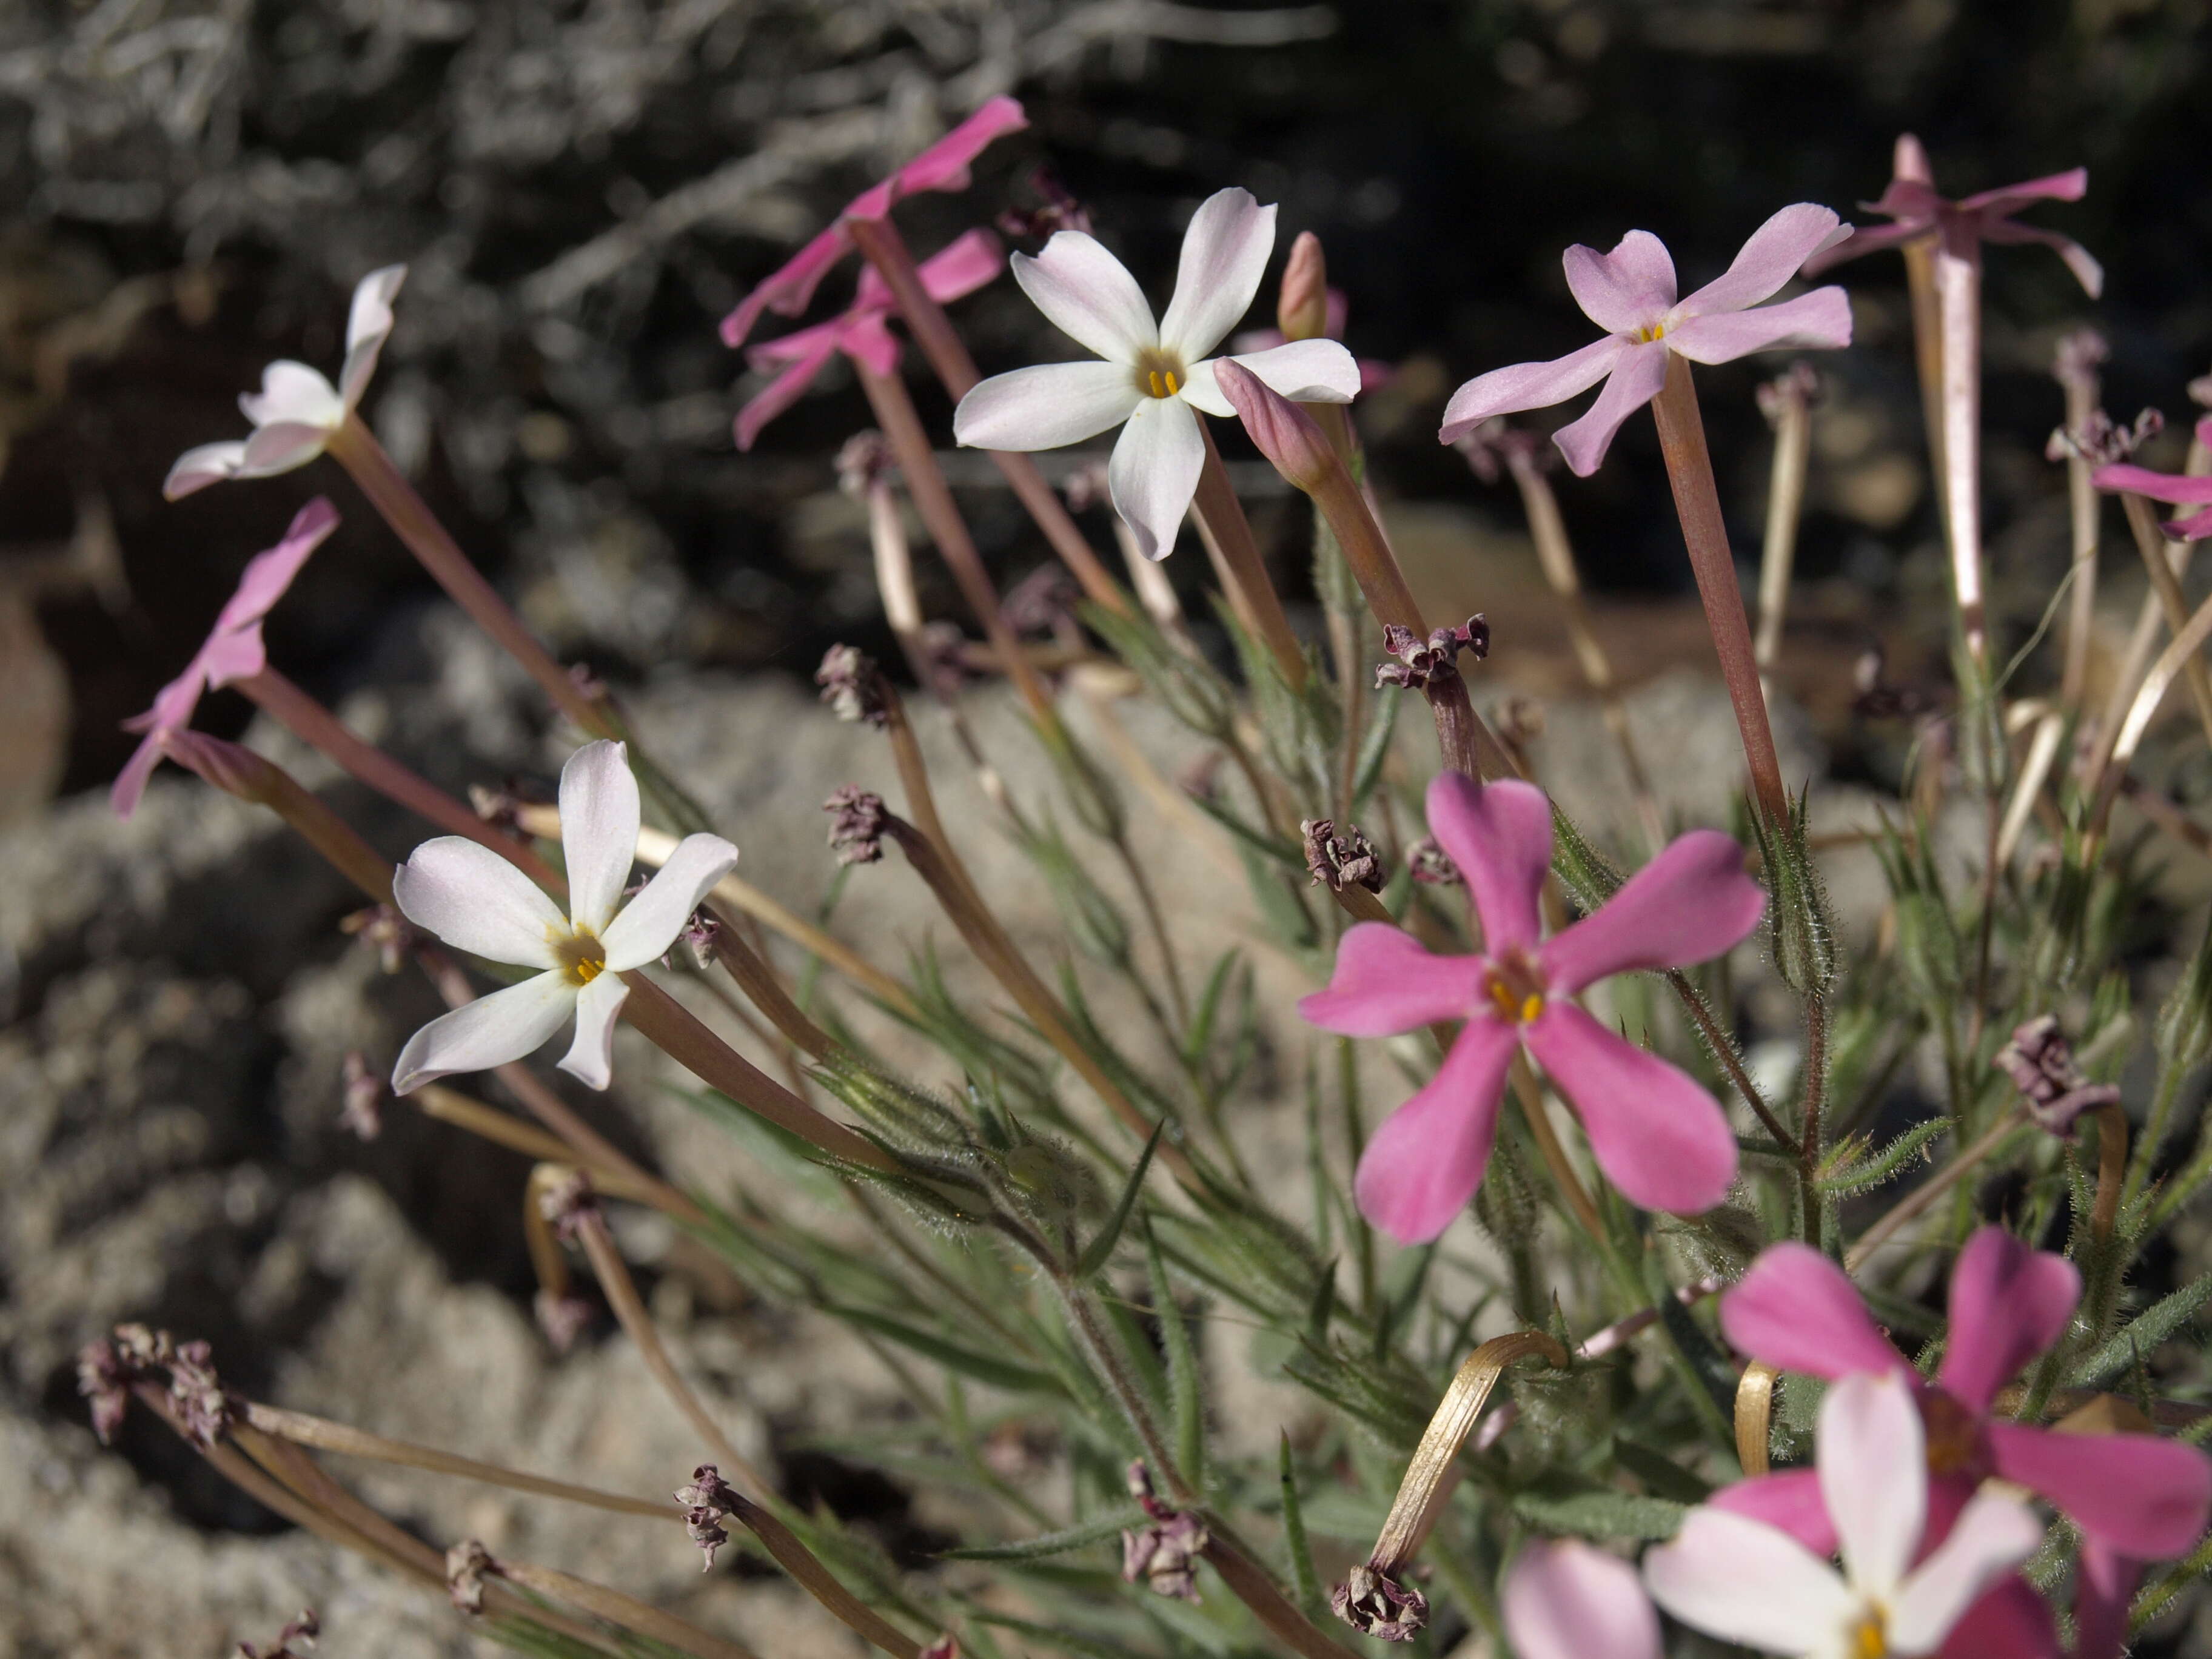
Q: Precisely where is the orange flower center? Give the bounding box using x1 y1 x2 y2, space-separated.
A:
1483 949 1547 1025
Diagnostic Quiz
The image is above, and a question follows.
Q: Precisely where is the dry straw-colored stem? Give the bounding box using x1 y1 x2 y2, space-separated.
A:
1754 378 1812 678
493 1557 763 1659
2059 360 2102 709
2121 491 2212 750
1735 1361 1779 1476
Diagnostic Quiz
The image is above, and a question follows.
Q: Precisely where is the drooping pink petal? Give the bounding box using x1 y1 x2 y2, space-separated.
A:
953 360 1145 452
1561 230 1677 336
1423 773 1551 955
1523 1004 1737 1212
1158 188 1277 362
1105 392 1205 562
1437 334 1624 445
109 731 170 819
1298 922 1484 1037
239 360 347 431
1552 339 1671 477
1010 232 1158 363
163 439 250 500
1352 1016 1519 1244
2091 461 2212 506
1800 218 1928 275
1888 1492 2043 1654
1501 1540 1661 1659
837 312 903 379
1820 1372 1927 1603
390 970 578 1094
338 264 406 409
734 332 845 451
236 420 337 478
558 972 631 1091
1664 287 1854 366
1937 1227 2079 1412
1938 1576 2061 1659
393 836 567 969
559 739 643 937
721 223 854 348
600 833 741 972
1720 1241 1910 1383
1176 338 1360 416
1956 167 2089 216
915 226 1008 302
1706 1469 1838 1557
2071 1544 2139 1659
2167 504 2212 541
1538 828 1764 996
212 497 341 637
883 95 1028 199
1975 218 2103 297
1985 1421 2211 1558
1643 1508 1857 1650
1678 204 1846 318
1867 176 1945 224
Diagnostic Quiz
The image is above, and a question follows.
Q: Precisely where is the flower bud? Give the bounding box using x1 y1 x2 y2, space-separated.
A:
159 729 282 803
1752 797 1837 996
1214 359 1335 494
1276 230 1330 342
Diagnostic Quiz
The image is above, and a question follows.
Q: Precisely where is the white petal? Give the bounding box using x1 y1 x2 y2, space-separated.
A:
1820 1372 1926 1603
601 833 740 970
1010 232 1157 363
340 264 407 409
164 440 249 500
240 360 345 431
1107 394 1205 563
1503 1540 1661 1659
390 971 577 1093
1178 338 1361 416
394 837 566 967
1158 188 1276 361
557 973 630 1091
1644 1508 1858 1653
236 421 335 478
1887 1494 2043 1654
953 361 1144 451
559 740 641 936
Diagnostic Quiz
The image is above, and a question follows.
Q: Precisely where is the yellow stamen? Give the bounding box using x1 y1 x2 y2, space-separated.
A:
554 930 608 987
1634 321 1668 344
1148 370 1165 397
1520 993 1543 1023
1164 369 1180 395
1851 1614 1888 1659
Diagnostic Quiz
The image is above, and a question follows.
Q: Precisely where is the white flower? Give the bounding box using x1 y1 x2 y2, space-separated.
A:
389 740 739 1093
951 187 1361 560
1643 1372 2043 1659
165 265 407 500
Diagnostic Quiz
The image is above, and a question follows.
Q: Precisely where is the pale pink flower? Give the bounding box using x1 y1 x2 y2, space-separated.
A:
952 187 1361 559
1801 134 2102 298
164 267 406 498
390 741 737 1093
720 97 1028 350
109 497 340 817
1229 290 1396 394
1501 1540 1659 1659
1646 1372 2044 1658
731 229 1005 450
1438 205 1852 475
2092 417 2212 541
1718 1229 2211 1563
1298 774 1763 1242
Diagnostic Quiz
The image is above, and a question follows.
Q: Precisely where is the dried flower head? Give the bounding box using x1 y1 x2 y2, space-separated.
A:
76 1336 136 1444
1754 361 1823 426
1376 617 1489 691
1302 819 1384 893
534 1289 594 1353
536 1169 600 1242
816 645 891 728
836 429 897 497
239 1610 319 1659
1996 1016 2122 1135
2053 327 2110 395
340 904 417 976
825 786 890 865
1851 649 1941 720
1407 837 1463 886
446 1540 494 1615
2047 407 2162 468
1121 1461 1208 1603
997 166 1093 241
1000 563 1081 637
1455 417 1553 484
679 908 720 970
676 1464 738 1570
1333 1563 1429 1641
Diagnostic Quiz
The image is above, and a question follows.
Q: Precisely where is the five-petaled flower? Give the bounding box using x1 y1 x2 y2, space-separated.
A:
1501 1539 1659 1659
951 187 1362 560
1439 205 1852 476
110 497 340 817
1644 1372 2045 1658
1298 774 1765 1242
2092 415 2212 541
389 740 738 1093
165 267 406 499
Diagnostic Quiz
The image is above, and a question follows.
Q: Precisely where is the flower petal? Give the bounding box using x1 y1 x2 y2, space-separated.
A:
214 497 340 635
240 360 346 431
236 421 337 478
1643 1507 1857 1651
1986 1421 2211 1558
1011 232 1158 363
1424 773 1550 956
1158 188 1276 361
1800 219 1929 276
390 971 578 1093
1957 167 2089 216
953 360 1144 451
1563 230 1677 335
735 330 844 451
1937 1575 2061 1659
1720 1241 1909 1382
558 972 631 1091
1106 392 1204 562
1298 922 1484 1037
394 836 566 968
1179 338 1361 415
1680 204 1846 317
559 739 643 936
1352 1016 1518 1244
1552 340 1671 477
602 833 741 971
163 440 249 500
916 226 1008 303
1502 1540 1661 1659
1888 1493 2042 1654
338 264 406 409
109 731 169 819
1820 1372 1926 1603
1437 335 1623 445
885 95 1028 199
1707 1469 1838 1557
1523 1004 1737 1212
1937 1227 2079 1412
1977 218 2103 298
1664 289 1854 366
721 223 854 348
2090 461 2212 506
1539 828 1765 996
2071 1544 2138 1659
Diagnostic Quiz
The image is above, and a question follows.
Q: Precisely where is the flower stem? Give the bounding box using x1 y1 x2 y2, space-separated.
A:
414 1082 695 1215
489 1558 763 1659
1845 1108 2026 1273
1799 992 1828 1242
2059 357 2102 709
2120 491 2212 748
1509 1058 1605 1242
1191 419 1310 689
1646 355 1791 826
1754 374 1812 680
1933 236 1988 669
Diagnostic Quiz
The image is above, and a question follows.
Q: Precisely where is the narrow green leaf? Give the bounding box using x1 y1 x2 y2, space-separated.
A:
1146 1219 1205 1487
1074 1121 1166 1278
1512 1478 1686 1540
1182 948 1243 1065
940 1508 1143 1561
1279 1431 1325 1623
2069 1271 2212 1389
828 1305 1064 1396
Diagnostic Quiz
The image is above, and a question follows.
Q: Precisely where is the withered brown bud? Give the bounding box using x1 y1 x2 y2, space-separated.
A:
1996 1016 2120 1136
1332 1563 1429 1641
1302 819 1384 894
1407 837 1462 886
1496 695 1546 748
679 909 720 970
816 645 890 728
535 1170 600 1242
836 430 896 497
446 1540 494 1615
2047 406 2163 468
339 1050 383 1141
76 1338 133 1444
1376 617 1489 691
1455 418 1552 484
1120 1461 1207 1602
997 166 1092 241
825 786 888 866
534 1289 595 1353
168 1338 233 1450
675 1463 738 1570
1276 230 1330 343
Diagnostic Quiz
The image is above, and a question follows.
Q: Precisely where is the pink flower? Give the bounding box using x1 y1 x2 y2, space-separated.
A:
2091 416 2212 541
1501 1540 1659 1659
1801 134 2102 298
1229 290 1395 394
720 97 1028 351
1438 205 1852 475
731 229 1005 450
1717 1228 2212 1563
1298 774 1765 1242
109 497 340 818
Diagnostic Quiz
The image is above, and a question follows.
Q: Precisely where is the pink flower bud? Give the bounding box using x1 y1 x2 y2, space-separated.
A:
1213 359 1335 494
158 729 283 804
1276 230 1329 342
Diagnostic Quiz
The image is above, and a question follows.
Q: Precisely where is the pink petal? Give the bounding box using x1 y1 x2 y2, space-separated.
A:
1105 392 1204 562
916 227 1008 303
1553 340 1670 477
338 264 406 409
720 223 854 349
2091 461 2212 505
1501 1540 1661 1659
1679 204 1845 317
1352 1016 1519 1244
1799 218 1928 276
558 971 630 1091
1707 1469 1838 1557
204 497 340 678
1523 1003 1737 1212
1437 334 1623 445
1178 338 1361 416
1298 922 1484 1037
236 420 336 478
108 731 169 819
734 332 843 452
1538 828 1764 996
1893 133 1936 186
837 312 903 379
1868 177 1945 223
883 95 1028 199
745 313 853 370
1937 1575 2060 1659
953 360 1144 452
1957 166 2089 215
239 360 346 431
1888 1492 2043 1654
1719 1242 1909 1382
2071 1544 2139 1659
1937 1227 2079 1412
1643 1508 1855 1650
163 439 249 500
1977 218 2103 298
1820 1371 1926 1601
2167 504 2212 541
1158 187 1277 362
1664 287 1854 366
1562 230 1677 335
1424 773 1550 954
1986 1421 2211 1558
559 739 643 937
1011 232 1158 363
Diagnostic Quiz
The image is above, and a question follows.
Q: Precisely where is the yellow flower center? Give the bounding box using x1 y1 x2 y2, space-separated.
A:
1482 950 1547 1025
1632 321 1670 344
554 929 608 986
1850 1611 1889 1659
1134 349 1188 400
